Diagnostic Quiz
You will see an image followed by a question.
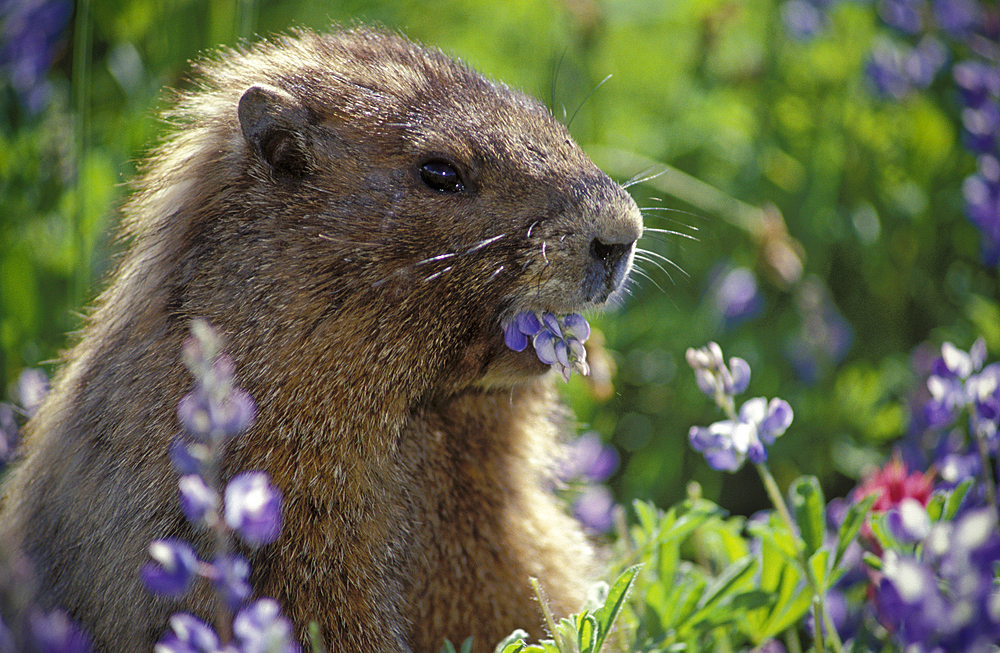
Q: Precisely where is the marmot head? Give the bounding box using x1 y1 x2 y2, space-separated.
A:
129 28 642 395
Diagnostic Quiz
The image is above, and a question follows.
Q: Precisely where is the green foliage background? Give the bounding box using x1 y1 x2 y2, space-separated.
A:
3 0 996 514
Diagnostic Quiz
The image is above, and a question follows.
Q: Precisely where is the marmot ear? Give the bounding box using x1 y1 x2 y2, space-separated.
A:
238 84 311 178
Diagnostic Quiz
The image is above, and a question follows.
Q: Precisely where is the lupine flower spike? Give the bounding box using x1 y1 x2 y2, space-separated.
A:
686 342 792 472
139 320 297 653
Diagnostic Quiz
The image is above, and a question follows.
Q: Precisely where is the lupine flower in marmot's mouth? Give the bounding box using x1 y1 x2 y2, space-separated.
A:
503 311 591 382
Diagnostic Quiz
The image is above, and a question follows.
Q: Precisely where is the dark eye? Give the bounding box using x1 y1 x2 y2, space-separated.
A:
420 160 465 194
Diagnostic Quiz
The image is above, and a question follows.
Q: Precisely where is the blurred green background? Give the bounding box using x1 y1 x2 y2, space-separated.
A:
2 0 997 516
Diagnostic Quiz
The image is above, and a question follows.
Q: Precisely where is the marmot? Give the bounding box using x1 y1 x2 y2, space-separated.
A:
0 28 642 652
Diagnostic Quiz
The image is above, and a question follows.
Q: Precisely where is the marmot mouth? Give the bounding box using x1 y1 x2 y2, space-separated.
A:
502 311 591 383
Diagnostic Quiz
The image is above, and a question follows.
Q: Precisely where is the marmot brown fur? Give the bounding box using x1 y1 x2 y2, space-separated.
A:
0 27 642 652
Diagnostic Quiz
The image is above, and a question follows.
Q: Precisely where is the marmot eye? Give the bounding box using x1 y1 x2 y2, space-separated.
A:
420 160 465 194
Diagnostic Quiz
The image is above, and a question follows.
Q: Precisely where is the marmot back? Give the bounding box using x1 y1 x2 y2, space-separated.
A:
0 28 642 652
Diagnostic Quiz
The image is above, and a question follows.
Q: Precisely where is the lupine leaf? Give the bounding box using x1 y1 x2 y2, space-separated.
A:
592 564 642 652
693 555 755 615
759 560 811 639
835 494 876 569
555 617 577 653
862 551 883 571
578 614 598 653
926 490 946 521
808 546 832 593
497 645 525 653
494 630 529 653
943 477 974 520
869 512 902 551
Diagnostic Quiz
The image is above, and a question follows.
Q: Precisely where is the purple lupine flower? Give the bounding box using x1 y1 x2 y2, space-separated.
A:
689 397 793 472
938 448 980 488
16 368 49 419
962 99 1000 154
904 37 947 89
953 61 1000 109
224 472 282 546
932 0 981 38
503 312 543 352
177 322 256 444
557 432 619 534
781 0 826 39
0 0 72 114
572 485 616 534
503 311 591 382
25 608 92 653
885 497 932 543
963 154 1000 266
178 474 220 526
232 599 301 653
177 380 255 443
562 432 619 484
924 338 1000 434
711 266 763 328
866 36 947 99
877 0 924 34
686 342 751 399
210 554 252 611
140 539 200 597
154 613 221 653
876 508 1000 651
170 436 209 477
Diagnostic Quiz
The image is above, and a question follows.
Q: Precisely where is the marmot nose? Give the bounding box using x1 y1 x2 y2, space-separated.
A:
590 238 630 272
584 236 636 303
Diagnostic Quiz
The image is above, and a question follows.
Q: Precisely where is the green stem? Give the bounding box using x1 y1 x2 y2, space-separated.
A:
785 626 802 653
531 577 565 652
755 462 796 545
755 462 842 653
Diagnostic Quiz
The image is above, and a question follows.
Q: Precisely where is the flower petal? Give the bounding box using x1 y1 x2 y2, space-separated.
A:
760 398 794 442
178 474 219 526
689 422 733 452
541 312 562 338
224 472 283 547
211 554 252 611
694 369 716 397
554 339 571 368
233 599 300 653
970 337 987 372
746 436 768 464
503 323 529 352
533 331 558 365
141 539 199 597
942 341 973 378
162 613 221 652
563 314 591 341
705 447 744 472
739 397 768 425
728 357 751 394
514 311 543 336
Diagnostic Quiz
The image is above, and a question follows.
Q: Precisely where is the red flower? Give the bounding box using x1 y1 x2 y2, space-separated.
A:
852 455 935 554
853 456 934 512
